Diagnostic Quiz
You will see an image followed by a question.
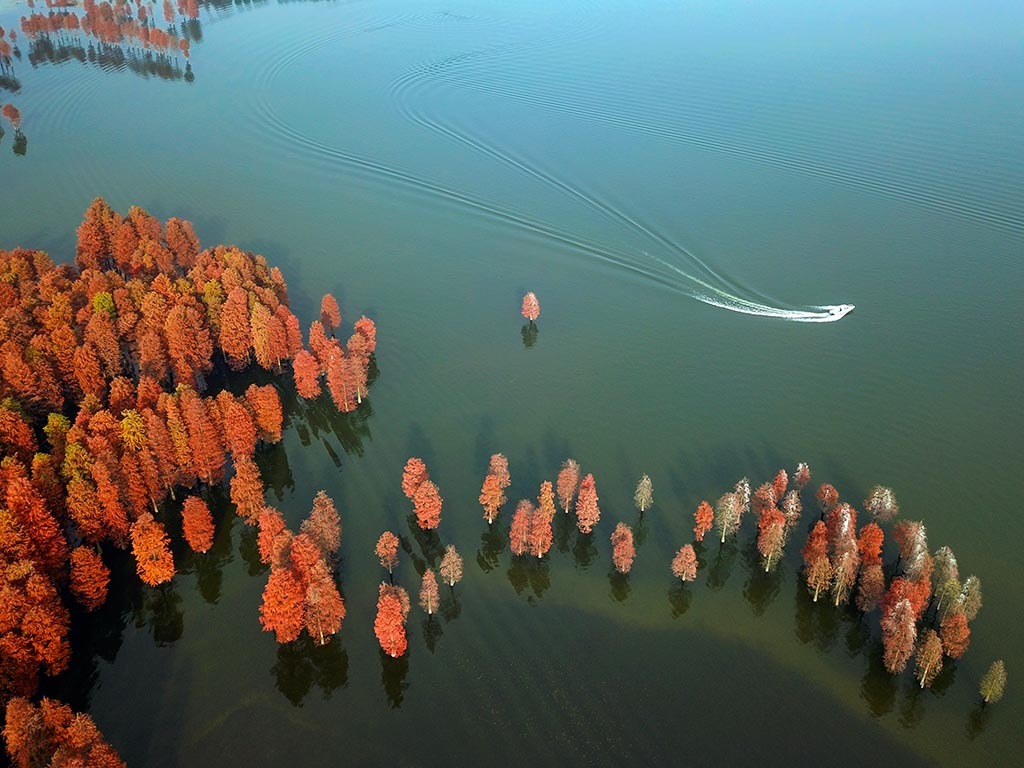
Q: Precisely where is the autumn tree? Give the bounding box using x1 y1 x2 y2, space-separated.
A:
3 697 125 768
959 576 983 621
693 500 714 542
304 561 345 645
802 521 831 602
757 507 786 572
292 349 321 399
979 660 1006 704
320 294 341 335
68 547 109 612
855 563 886 613
714 491 742 544
939 613 970 659
488 453 511 490
129 513 174 586
521 292 540 322
259 565 304 643
529 504 553 558
230 455 264 524
181 496 214 553
882 598 917 674
419 569 440 615
857 522 884 566
510 500 535 556
478 474 505 525
793 462 811 490
611 522 635 574
413 480 443 530
633 474 653 514
301 491 341 559
556 458 579 514
671 545 698 582
375 531 399 576
863 485 899 522
815 483 839 514
575 474 601 534
439 544 463 588
915 629 944 688
401 457 428 500
537 481 556 522
374 583 409 658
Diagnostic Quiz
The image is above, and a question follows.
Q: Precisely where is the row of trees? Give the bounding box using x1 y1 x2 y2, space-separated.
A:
0 199 378 765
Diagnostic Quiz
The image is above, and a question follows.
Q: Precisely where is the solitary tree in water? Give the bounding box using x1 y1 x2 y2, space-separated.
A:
521 292 540 322
611 523 636 574
979 660 1006 704
633 474 653 515
693 501 714 542
419 569 440 615
439 544 464 588
320 294 341 336
413 480 443 530
863 485 900 522
671 545 698 582
375 531 399 576
375 583 409 658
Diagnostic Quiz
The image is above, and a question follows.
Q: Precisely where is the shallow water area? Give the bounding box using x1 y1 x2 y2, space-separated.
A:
1 0 1022 765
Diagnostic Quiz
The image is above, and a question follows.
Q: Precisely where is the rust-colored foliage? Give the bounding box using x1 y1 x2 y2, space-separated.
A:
510 500 535 556
413 480 443 530
857 522 884 566
181 496 215 553
521 292 540 322
353 315 377 353
693 500 714 542
292 349 322 399
793 462 811 490
304 561 345 645
537 481 557 522
939 613 971 659
439 544 463 587
375 531 399 574
419 569 440 615
529 503 553 558
575 473 600 534
129 513 174 586
301 491 341 558
855 563 886 613
757 507 786 572
68 547 109 611
882 598 917 674
671 545 698 582
611 522 635 574
245 384 283 443
770 469 788 501
3 697 125 768
488 453 511 490
375 583 409 658
257 508 288 567
815 483 839 512
230 455 264 524
259 565 304 643
802 521 831 602
401 457 428 500
478 473 505 524
320 294 341 334
556 458 580 514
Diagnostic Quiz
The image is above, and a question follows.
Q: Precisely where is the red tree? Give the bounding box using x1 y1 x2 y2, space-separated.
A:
401 457 428 500
68 547 109 612
304 561 345 645
556 458 580 514
757 507 786 572
3 697 125 768
259 565 304 643
855 563 886 613
488 453 511 490
521 292 540 322
802 521 831 602
479 473 505 524
292 349 322 399
230 455 264 524
129 513 175 586
245 384 283 443
301 490 341 558
575 473 600 534
375 531 399 575
611 522 635 574
412 480 443 530
939 613 971 659
693 500 714 542
882 598 917 674
374 583 409 658
181 496 215 553
671 545 698 582
419 569 440 615
320 294 341 335
857 522 884 566
439 545 463 587
353 315 377 353
816 483 839 513
509 500 535 556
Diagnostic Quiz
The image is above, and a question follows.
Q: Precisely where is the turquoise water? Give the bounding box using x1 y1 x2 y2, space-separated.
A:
1 0 1022 764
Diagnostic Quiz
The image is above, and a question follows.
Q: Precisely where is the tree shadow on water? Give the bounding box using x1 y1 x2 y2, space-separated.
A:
572 532 597 570
422 616 443 653
608 570 630 603
966 702 992 740
272 635 349 707
380 650 410 709
132 582 184 646
507 557 551 601
521 322 538 348
477 525 505 573
706 540 737 591
667 584 692 618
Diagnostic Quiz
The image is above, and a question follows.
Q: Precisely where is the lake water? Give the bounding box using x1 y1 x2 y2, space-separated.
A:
1 0 1022 764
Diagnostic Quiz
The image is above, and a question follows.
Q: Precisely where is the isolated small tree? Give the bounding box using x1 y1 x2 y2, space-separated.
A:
979 660 1006 704
611 522 635 574
439 544 464 587
671 545 698 582
375 531 399 575
521 292 540 322
556 459 580 514
863 485 900 522
793 461 811 490
419 569 440 615
692 500 714 542
633 474 653 514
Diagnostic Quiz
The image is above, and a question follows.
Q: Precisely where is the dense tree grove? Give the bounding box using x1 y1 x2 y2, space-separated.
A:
0 200 378 763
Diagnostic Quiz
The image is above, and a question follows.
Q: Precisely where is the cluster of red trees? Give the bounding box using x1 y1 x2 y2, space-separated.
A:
19 0 198 58
3 697 124 767
401 457 442 529
0 199 377 764
256 492 344 645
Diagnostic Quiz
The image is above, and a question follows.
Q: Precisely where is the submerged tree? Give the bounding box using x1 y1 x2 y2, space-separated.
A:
882 598 917 674
419 569 440 615
375 583 409 658
181 496 215 554
915 629 943 688
413 480 443 530
2 697 125 768
802 521 831 602
521 292 540 322
863 485 900 522
633 474 653 515
671 545 698 582
979 660 1006 704
940 612 971 659
510 500 535 557
793 461 811 490
439 545 463 588
575 474 601 534
611 522 636 574
714 491 742 545
401 458 429 500
693 500 714 543
374 531 399 576
757 507 786 572
129 513 174 586
68 547 109 612
556 459 580 514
